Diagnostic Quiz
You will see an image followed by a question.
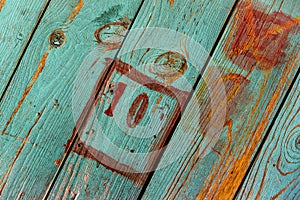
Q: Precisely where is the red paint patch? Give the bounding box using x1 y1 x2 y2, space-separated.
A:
225 1 299 70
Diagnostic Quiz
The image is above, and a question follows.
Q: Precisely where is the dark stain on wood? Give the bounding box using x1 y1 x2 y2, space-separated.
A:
92 5 124 26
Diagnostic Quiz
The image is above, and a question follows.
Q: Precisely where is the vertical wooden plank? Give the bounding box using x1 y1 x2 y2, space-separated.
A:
142 0 300 199
236 74 300 199
48 0 237 199
0 0 49 96
0 0 142 199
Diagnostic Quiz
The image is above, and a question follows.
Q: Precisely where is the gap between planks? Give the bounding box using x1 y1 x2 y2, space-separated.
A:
233 66 300 199
135 0 240 198
0 0 51 102
42 0 146 199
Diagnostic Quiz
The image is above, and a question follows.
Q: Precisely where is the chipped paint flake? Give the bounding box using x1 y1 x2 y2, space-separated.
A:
0 0 7 12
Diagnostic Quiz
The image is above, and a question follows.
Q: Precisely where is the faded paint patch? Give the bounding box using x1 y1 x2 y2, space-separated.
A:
225 1 299 71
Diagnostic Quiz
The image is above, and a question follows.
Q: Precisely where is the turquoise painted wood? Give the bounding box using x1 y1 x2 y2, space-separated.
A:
0 0 142 199
237 74 300 199
48 0 238 199
0 0 49 96
142 0 300 199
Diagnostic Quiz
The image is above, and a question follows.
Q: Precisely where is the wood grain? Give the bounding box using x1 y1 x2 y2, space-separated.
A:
48 0 237 199
142 0 300 199
0 0 49 97
0 0 142 199
236 74 300 199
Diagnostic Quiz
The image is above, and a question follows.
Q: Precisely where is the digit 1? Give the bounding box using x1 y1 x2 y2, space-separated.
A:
104 82 127 117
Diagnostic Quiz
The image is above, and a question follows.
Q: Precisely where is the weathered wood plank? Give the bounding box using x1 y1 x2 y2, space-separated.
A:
236 74 300 199
0 0 142 199
0 0 49 97
142 0 300 199
48 0 237 199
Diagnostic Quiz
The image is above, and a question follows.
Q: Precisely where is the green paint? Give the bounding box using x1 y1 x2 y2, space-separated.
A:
49 0 237 199
143 0 300 199
0 0 49 97
237 75 300 199
0 0 142 199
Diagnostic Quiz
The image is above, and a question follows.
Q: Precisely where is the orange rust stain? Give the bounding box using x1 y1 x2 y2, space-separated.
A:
54 159 62 166
152 95 163 113
2 51 50 134
168 0 174 8
221 73 250 103
225 1 299 71
68 0 84 23
0 0 7 12
0 108 44 195
196 47 299 200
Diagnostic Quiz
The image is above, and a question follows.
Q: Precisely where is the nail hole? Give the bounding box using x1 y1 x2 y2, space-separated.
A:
49 29 66 48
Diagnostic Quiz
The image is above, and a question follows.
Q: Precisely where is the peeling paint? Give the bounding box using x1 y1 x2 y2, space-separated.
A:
0 0 7 12
2 50 50 134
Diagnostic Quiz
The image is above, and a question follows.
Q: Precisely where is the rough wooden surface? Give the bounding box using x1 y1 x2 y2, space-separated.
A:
0 0 142 199
0 0 299 199
48 0 237 199
0 0 49 96
237 74 300 199
142 0 300 199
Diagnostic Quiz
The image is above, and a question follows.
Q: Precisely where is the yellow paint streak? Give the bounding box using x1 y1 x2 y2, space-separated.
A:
0 0 7 12
2 51 50 134
68 0 84 23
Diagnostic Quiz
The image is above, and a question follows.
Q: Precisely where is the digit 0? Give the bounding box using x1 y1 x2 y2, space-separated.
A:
127 93 149 128
104 83 149 128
